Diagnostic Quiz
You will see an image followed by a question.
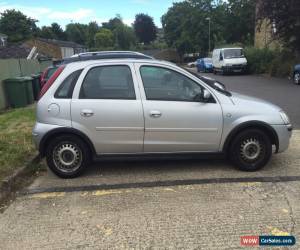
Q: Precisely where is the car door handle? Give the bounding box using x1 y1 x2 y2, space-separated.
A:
150 111 162 118
80 109 94 117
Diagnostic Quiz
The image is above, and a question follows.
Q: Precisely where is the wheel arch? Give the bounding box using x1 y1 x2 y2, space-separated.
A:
223 121 279 153
39 127 96 157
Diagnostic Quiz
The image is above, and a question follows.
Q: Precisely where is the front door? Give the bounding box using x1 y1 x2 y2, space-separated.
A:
135 64 223 153
71 63 144 154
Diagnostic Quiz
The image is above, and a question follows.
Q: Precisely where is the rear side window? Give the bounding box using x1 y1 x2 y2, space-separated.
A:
55 69 83 99
79 65 135 100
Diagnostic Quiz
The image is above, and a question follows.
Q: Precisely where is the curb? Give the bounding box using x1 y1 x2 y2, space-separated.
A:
0 155 42 203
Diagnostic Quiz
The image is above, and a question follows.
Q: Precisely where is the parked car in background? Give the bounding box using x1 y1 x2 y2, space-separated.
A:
187 61 197 68
293 64 300 85
40 65 58 87
196 58 213 73
212 47 247 74
33 51 292 178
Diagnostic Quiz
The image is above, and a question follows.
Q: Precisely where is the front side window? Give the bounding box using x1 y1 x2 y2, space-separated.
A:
79 65 135 99
140 66 203 102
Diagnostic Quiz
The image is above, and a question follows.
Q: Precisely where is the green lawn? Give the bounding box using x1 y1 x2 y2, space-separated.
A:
0 106 36 181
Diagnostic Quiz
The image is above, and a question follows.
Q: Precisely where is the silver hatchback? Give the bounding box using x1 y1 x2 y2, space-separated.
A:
33 55 292 178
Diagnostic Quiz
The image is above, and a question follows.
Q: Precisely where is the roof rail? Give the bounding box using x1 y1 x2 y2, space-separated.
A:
62 51 153 64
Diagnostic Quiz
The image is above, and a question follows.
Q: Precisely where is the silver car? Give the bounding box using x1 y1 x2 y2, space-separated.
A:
33 53 293 178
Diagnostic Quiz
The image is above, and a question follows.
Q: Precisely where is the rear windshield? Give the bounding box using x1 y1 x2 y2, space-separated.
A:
204 58 212 63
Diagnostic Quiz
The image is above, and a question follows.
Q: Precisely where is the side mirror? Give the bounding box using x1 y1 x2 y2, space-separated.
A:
219 54 223 61
203 89 212 101
194 89 212 103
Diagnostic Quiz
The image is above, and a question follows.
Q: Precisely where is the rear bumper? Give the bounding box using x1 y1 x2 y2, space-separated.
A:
32 122 64 152
271 124 293 153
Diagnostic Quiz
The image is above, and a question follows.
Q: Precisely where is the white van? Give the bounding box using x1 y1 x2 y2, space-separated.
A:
212 48 247 74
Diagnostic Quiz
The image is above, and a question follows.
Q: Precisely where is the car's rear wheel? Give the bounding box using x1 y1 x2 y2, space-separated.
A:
294 72 300 85
46 135 91 178
229 129 272 171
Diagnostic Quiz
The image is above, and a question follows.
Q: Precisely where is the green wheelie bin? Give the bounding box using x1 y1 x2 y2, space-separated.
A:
23 76 34 104
4 77 29 108
31 74 41 101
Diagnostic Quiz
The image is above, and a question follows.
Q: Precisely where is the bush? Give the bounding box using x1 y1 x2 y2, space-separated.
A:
244 47 275 74
268 50 296 77
244 47 296 77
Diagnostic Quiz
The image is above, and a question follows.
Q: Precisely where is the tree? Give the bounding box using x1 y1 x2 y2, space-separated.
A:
65 23 88 45
94 28 114 48
39 26 55 39
114 24 136 50
102 15 123 31
0 9 37 42
162 0 256 55
134 13 157 44
256 0 300 54
87 22 100 48
223 0 255 45
50 23 66 40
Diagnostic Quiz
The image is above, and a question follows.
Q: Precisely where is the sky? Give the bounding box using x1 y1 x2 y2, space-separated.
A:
0 0 181 28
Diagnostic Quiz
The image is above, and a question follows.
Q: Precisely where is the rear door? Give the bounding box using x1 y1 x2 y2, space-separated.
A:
71 62 144 154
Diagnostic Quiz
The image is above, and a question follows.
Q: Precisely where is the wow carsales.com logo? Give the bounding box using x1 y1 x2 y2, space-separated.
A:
241 236 296 247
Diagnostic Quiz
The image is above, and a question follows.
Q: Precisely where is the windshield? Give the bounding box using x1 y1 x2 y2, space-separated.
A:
224 49 244 59
204 58 212 63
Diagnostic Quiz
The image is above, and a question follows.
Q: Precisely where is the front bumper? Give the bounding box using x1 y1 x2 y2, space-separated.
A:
271 124 293 153
222 65 246 73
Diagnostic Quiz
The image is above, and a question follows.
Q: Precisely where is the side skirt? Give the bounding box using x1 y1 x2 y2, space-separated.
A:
93 152 226 162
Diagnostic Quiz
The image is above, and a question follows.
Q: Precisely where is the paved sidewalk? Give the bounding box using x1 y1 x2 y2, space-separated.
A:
0 181 299 249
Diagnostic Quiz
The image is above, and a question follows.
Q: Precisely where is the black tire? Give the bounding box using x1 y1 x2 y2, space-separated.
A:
229 129 272 171
46 135 91 178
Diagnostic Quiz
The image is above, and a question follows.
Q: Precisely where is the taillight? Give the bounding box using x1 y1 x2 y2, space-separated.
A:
39 65 65 100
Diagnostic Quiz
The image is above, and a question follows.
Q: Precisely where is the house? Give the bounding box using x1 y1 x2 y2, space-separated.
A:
0 33 7 47
24 38 87 59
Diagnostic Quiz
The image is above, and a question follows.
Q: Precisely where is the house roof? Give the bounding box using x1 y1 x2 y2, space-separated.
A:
0 44 48 59
37 38 85 48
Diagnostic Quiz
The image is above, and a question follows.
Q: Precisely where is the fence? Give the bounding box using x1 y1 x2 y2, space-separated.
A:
0 59 52 110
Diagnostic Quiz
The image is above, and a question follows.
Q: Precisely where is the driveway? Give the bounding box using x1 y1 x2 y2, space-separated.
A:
0 131 299 249
0 73 299 249
199 72 300 129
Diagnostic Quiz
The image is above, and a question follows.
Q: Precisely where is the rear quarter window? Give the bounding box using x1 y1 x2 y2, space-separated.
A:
54 69 83 99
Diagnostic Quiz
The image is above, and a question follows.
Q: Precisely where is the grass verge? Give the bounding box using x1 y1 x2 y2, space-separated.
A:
0 106 37 182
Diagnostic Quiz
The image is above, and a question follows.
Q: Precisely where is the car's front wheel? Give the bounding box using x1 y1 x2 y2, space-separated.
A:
46 135 91 178
294 72 300 85
229 129 272 171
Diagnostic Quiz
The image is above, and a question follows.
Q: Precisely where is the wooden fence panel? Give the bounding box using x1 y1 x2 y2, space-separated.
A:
0 59 52 110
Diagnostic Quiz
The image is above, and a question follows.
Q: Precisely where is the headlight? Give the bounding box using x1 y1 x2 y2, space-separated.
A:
279 111 290 124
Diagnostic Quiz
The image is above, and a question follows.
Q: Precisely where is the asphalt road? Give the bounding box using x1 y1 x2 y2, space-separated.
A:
0 73 299 249
199 71 300 128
